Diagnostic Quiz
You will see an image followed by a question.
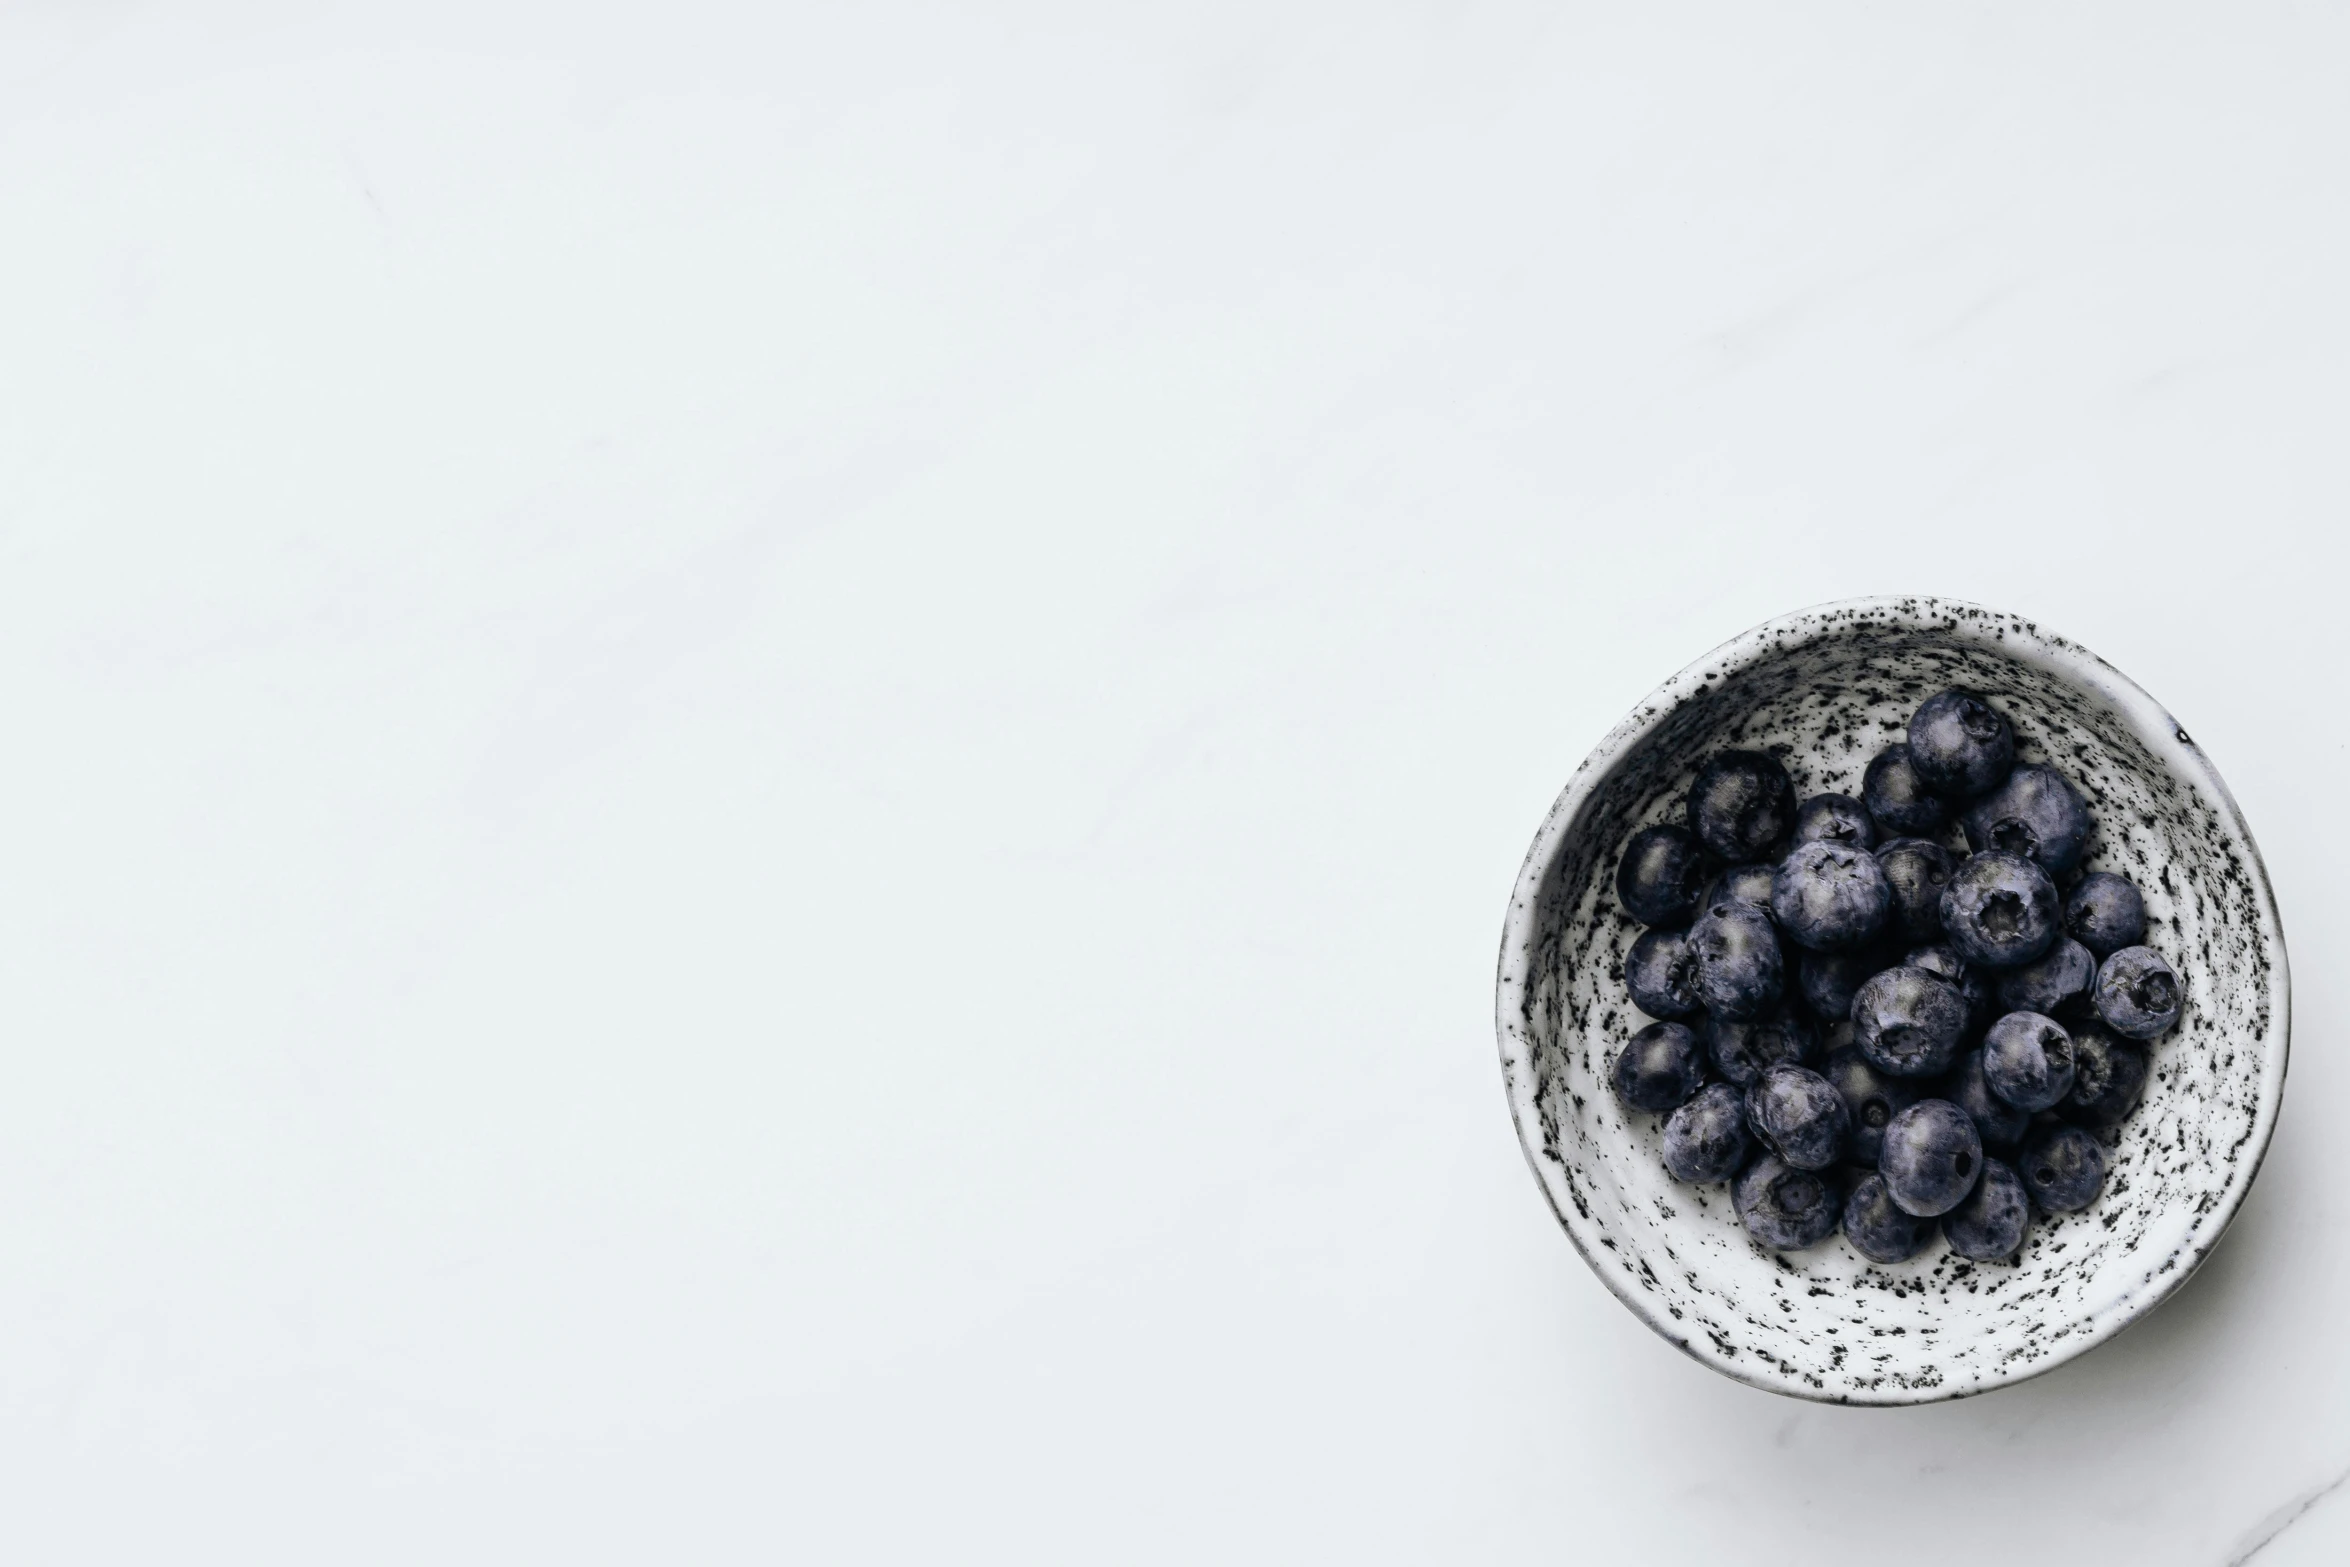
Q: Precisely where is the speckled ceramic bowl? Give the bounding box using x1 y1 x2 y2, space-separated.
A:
1495 598 2288 1404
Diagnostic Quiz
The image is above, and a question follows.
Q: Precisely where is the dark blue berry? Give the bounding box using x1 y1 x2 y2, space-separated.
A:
1996 936 2095 1019
1905 943 1996 1038
1615 823 1712 927
1796 944 1890 1024
1771 841 1893 952
2061 1023 2149 1131
1944 1047 2030 1148
1879 1099 1984 1217
2022 1123 2107 1212
1734 1155 1841 1250
1981 1011 2076 1112
1699 862 1777 916
1744 1063 1850 1171
1611 1021 1706 1112
1875 837 1953 944
1843 1171 1932 1262
1851 965 1970 1079
1862 742 1949 838
1686 900 1785 1020
1704 1006 1819 1086
1624 928 1702 1020
2063 872 2147 957
1662 1082 1749 1183
1793 792 1876 851
1961 763 2092 879
1822 1046 1921 1166
1943 1157 2029 1260
2093 945 2182 1040
1907 688 2016 801
1939 850 2059 969
1688 750 1795 864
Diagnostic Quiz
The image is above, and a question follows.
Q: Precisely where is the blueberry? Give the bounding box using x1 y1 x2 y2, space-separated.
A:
1705 1006 1819 1087
2064 871 2148 957
1995 935 2095 1019
1610 1021 1707 1112
1862 742 1949 838
1771 841 1893 952
1822 1046 1922 1166
1687 750 1796 864
1734 1155 1841 1250
2021 1123 2108 1212
1905 943 1996 1037
1744 1063 1851 1171
1939 850 2060 969
1961 764 2093 880
1851 965 1970 1079
1981 1011 2077 1112
1943 1047 2031 1148
1662 1082 1750 1183
1615 823 1712 927
1686 901 1785 1020
1943 1157 2030 1261
2061 1023 2150 1132
1843 1171 1933 1263
1875 837 1954 944
1879 1099 1984 1217
1907 688 2016 800
1793 792 1876 851
1624 928 1703 1021
1796 944 1892 1024
1699 862 1778 915
2093 945 2183 1040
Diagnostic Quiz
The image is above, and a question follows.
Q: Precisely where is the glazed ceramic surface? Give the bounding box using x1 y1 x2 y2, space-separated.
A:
1495 598 2289 1404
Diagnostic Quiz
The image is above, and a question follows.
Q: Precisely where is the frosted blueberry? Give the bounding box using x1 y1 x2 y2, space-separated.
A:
1961 763 2092 880
1686 900 1785 1020
2093 946 2183 1040
1875 836 1953 945
1610 1021 1707 1112
1996 936 2096 1019
1879 1100 1984 1218
1822 1046 1922 1166
1771 840 1893 952
1744 1063 1851 1171
1688 750 1795 864
1851 965 1971 1079
1943 1157 2030 1261
1793 792 1876 851
1624 928 1702 1020
1615 823 1712 927
1981 1011 2077 1113
2064 872 2148 958
1861 742 1948 838
1907 688 2016 801
1843 1171 1933 1263
1735 1155 1841 1250
2062 1023 2150 1132
1661 1083 1750 1184
2022 1123 2108 1212
1939 850 2060 969
1705 1006 1819 1087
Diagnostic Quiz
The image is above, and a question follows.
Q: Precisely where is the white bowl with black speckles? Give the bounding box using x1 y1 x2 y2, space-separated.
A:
1495 597 2289 1404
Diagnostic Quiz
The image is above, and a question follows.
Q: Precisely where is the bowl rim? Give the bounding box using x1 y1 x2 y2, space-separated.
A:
1493 594 2292 1404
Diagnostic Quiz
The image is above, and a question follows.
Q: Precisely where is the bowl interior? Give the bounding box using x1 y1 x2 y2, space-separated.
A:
1497 600 2286 1403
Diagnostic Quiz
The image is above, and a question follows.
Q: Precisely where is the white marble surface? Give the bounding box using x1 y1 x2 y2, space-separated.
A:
1 5 2345 1562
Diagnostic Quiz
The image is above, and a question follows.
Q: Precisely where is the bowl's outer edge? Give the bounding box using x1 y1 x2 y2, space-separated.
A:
1493 594 2291 1405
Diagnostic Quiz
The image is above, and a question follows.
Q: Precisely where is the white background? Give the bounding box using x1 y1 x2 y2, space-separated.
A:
0 4 2344 1562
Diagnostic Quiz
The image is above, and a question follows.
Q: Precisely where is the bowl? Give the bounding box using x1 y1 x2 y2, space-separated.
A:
1494 597 2289 1404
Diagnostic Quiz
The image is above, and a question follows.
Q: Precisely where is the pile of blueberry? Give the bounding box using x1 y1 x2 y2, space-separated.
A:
1608 687 2182 1263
